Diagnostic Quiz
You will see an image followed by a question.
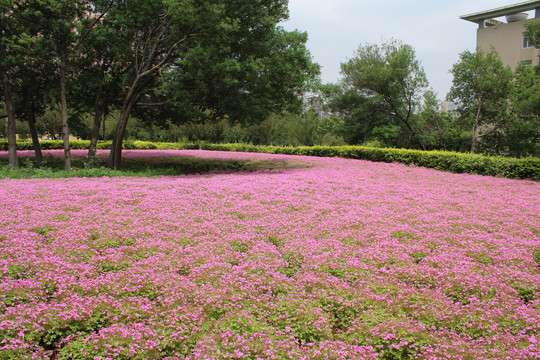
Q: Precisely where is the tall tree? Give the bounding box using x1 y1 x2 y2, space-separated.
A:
20 0 85 171
0 0 19 167
336 39 428 147
415 90 460 151
13 33 58 168
72 3 122 161
19 0 113 170
162 26 319 125
105 0 318 169
447 49 513 154
104 0 203 169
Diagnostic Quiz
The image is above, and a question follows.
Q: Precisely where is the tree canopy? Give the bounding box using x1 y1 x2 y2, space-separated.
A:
325 39 428 148
524 19 540 49
446 49 540 156
320 41 538 157
0 0 319 169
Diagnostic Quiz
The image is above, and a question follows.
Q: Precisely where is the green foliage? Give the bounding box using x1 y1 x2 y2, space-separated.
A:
524 19 540 48
507 64 540 157
284 109 344 147
1 0 320 170
415 90 461 151
7 264 35 280
321 43 538 157
161 9 320 124
265 298 333 344
447 49 538 156
208 144 540 180
334 39 428 148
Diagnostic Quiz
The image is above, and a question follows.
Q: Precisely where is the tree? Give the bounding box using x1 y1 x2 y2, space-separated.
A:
103 0 211 169
414 90 458 151
162 27 319 126
506 63 540 157
35 0 87 171
17 0 115 170
36 104 63 139
334 39 428 148
524 19 540 49
101 0 318 169
13 31 58 168
2 0 318 169
1 0 19 167
7 0 82 170
18 63 46 168
71 19 121 160
447 49 514 154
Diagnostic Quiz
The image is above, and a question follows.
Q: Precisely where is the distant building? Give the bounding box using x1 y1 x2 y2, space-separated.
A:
301 91 327 119
440 100 459 114
460 1 540 68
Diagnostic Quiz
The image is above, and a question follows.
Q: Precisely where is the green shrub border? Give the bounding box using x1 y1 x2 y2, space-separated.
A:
1 140 538 180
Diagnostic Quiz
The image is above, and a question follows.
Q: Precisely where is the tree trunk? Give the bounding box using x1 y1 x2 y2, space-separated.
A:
471 97 483 155
60 46 71 171
109 95 137 170
102 110 106 140
2 72 18 167
88 80 103 160
0 33 18 168
24 88 43 168
407 129 417 147
433 114 447 151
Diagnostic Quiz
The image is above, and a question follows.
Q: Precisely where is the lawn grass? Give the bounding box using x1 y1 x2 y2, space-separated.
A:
0 150 300 179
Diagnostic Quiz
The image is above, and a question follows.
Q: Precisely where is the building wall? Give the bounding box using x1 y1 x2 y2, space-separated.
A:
440 100 458 114
477 19 540 67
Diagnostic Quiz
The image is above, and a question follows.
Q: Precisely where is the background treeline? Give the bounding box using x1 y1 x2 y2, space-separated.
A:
6 39 537 159
3 108 345 147
321 39 539 158
1 1 539 171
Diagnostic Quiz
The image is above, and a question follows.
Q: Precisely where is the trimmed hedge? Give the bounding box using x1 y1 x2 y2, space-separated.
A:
0 140 194 151
204 144 540 180
1 140 538 180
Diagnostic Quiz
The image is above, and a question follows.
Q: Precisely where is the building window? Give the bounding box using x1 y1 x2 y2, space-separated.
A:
522 33 533 48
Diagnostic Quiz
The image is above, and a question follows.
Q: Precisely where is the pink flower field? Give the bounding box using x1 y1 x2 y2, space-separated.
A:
1 149 539 359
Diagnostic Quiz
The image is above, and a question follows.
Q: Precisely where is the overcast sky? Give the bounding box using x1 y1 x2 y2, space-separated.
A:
281 0 535 100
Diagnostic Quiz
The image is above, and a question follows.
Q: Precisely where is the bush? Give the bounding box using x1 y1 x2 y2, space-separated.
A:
2 140 538 180
211 144 539 180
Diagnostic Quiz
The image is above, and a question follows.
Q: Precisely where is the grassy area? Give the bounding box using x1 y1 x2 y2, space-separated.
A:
0 152 296 179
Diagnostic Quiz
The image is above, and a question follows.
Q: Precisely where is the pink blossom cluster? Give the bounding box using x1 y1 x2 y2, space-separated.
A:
0 149 539 359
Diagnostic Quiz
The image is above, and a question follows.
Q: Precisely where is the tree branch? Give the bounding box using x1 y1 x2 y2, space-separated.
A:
75 0 116 50
135 25 195 80
136 102 167 106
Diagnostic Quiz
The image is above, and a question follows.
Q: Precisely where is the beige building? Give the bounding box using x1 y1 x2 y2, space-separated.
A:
461 1 540 68
440 100 459 114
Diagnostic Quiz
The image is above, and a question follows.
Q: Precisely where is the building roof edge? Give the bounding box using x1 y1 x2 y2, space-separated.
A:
460 0 540 23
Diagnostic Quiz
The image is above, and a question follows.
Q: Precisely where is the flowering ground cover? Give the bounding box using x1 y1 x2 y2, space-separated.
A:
0 149 539 359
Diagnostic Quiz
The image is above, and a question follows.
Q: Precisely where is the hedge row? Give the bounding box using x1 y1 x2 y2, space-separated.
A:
1 139 539 180
0 140 196 151
203 143 540 180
